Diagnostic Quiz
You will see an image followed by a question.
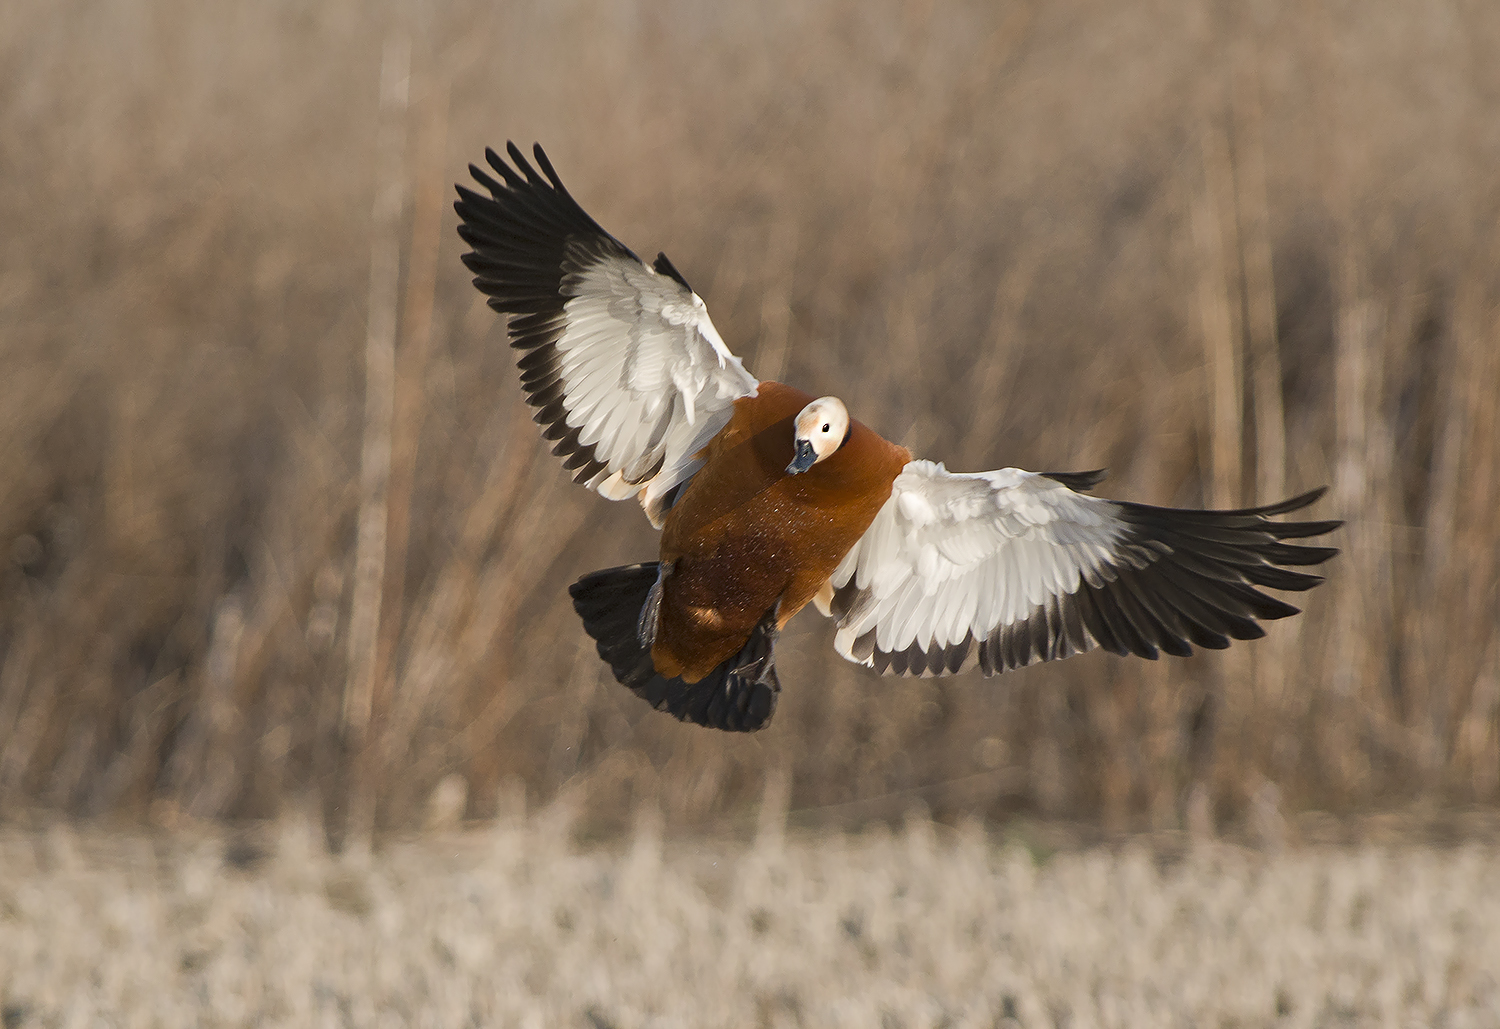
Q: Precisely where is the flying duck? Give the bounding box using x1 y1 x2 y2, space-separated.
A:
454 143 1341 733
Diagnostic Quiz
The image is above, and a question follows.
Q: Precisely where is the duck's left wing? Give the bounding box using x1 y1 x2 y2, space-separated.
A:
455 143 759 526
826 460 1340 677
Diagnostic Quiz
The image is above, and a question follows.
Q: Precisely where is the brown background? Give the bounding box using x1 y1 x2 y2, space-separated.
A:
0 0 1496 842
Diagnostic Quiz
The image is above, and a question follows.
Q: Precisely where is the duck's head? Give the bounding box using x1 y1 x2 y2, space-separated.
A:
786 396 851 475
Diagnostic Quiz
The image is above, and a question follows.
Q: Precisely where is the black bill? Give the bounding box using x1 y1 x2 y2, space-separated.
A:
785 438 816 475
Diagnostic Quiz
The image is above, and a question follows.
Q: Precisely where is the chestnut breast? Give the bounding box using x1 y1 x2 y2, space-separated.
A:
652 381 910 682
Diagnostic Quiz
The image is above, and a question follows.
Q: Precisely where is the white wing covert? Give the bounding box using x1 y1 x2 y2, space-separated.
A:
828 460 1339 677
456 143 758 527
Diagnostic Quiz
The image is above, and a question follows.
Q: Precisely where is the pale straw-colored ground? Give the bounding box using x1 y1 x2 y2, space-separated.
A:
2 812 1498 1028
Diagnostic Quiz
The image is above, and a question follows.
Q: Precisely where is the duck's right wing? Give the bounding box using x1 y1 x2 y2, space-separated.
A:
456 142 759 527
826 460 1341 677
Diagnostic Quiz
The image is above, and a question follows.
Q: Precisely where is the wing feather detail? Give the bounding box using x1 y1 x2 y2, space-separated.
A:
455 143 758 526
828 460 1341 677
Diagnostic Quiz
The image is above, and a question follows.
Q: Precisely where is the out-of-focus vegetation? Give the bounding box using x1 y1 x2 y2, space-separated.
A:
0 0 1496 840
4 813 1500 1026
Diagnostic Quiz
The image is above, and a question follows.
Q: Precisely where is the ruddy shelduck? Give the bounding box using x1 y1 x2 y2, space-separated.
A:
455 143 1341 732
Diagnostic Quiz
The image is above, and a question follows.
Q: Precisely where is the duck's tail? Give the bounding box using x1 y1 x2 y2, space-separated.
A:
569 563 781 732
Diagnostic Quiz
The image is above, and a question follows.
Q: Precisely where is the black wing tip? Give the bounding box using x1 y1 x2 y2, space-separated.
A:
1121 486 1343 546
1277 545 1340 565
1236 486 1332 519
531 143 570 193
652 252 693 293
1260 597 1306 619
1041 468 1109 491
1290 484 1328 507
459 141 637 268
482 147 522 188
500 141 529 178
1275 518 1344 539
464 142 563 200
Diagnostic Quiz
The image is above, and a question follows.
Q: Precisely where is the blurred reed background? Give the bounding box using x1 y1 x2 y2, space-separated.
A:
0 0 1496 845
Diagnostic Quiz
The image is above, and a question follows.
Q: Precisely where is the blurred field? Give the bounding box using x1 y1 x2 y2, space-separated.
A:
0 0 1498 841
4 811 1500 1027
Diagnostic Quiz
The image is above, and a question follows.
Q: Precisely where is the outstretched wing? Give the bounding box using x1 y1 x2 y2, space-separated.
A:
827 460 1341 677
455 142 759 527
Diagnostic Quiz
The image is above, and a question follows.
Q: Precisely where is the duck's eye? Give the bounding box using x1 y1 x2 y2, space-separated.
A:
822 423 831 433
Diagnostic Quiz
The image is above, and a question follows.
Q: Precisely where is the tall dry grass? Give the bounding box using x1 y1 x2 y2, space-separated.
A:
0 0 1497 839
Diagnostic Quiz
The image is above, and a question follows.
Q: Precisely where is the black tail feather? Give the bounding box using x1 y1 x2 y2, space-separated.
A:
569 564 781 732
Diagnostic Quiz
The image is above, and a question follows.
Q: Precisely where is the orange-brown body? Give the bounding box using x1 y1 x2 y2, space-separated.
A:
652 381 911 682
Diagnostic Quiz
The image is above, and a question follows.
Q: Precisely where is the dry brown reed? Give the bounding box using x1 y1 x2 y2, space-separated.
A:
0 0 1497 839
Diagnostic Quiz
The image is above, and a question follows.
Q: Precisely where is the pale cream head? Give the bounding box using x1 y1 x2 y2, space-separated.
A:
786 396 850 474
